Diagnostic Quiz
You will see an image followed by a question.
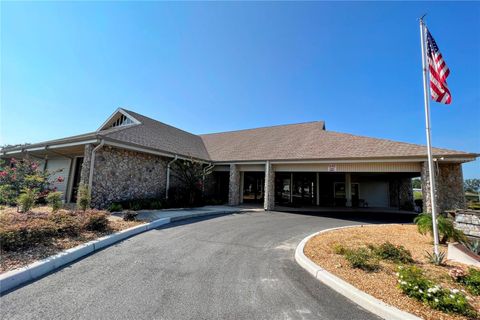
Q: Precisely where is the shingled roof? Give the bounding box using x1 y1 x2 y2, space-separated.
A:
2 109 476 163
199 121 474 162
99 109 211 160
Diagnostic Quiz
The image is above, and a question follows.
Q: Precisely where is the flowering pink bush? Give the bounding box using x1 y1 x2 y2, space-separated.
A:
0 158 54 206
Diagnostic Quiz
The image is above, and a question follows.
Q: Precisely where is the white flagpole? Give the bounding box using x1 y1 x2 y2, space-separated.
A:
419 17 440 256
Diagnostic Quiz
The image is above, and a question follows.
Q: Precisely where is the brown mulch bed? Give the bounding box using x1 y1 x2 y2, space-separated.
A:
0 207 142 273
304 224 480 320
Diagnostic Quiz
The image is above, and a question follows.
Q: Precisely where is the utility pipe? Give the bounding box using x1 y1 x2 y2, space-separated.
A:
88 140 105 195
166 155 178 199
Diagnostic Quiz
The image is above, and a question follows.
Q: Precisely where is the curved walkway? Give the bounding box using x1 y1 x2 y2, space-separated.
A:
1 211 411 320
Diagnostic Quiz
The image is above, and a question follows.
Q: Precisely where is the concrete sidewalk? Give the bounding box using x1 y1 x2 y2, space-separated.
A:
134 205 264 222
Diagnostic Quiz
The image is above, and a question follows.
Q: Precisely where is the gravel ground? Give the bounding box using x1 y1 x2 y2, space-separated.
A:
305 224 480 320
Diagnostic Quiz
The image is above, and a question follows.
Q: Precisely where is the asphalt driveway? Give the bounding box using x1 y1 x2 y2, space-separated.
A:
1 211 413 320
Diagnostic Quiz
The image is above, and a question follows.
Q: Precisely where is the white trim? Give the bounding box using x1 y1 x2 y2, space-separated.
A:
214 156 475 165
97 108 141 131
48 140 99 150
1 140 99 156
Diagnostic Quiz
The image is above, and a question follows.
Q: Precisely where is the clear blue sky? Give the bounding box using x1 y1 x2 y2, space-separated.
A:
1 2 479 178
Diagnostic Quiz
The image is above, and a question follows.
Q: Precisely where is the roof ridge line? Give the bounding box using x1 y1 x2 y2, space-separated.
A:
199 120 325 136
121 108 203 139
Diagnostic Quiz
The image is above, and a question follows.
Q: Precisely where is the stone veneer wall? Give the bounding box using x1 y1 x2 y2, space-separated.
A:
90 146 168 208
389 177 414 210
264 161 275 210
421 162 466 213
79 144 93 185
453 210 480 239
228 164 240 206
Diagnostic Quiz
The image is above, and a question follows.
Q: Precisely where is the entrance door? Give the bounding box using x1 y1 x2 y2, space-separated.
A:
243 172 264 203
70 157 84 203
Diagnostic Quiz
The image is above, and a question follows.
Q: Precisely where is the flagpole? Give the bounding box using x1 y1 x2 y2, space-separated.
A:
419 17 440 256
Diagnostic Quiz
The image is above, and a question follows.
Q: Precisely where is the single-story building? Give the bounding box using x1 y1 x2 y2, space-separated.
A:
1 108 477 212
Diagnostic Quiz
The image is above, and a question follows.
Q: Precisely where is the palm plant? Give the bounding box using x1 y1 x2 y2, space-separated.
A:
414 213 466 244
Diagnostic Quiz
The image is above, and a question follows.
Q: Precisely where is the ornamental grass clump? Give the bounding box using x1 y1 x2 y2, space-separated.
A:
397 266 477 318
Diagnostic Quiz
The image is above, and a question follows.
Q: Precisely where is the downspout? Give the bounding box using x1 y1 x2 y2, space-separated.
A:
88 140 105 196
166 155 178 199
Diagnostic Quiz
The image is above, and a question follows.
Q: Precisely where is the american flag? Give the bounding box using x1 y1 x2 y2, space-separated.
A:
426 28 451 104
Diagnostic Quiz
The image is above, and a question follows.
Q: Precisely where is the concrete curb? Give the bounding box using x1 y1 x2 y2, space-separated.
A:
0 208 248 294
295 225 422 320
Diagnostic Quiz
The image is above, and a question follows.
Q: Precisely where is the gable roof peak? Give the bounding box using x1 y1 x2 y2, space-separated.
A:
200 120 326 136
97 108 141 131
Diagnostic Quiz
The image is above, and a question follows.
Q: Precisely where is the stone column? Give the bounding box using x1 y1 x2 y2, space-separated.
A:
345 173 352 207
421 161 466 213
79 144 93 185
228 164 240 206
264 161 275 211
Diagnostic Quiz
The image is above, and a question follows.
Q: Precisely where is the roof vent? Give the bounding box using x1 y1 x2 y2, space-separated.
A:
98 108 140 131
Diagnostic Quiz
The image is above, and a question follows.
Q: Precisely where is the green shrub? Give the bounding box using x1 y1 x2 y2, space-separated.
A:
17 188 37 212
344 247 380 272
370 242 414 264
332 243 347 255
0 185 17 206
414 213 466 244
457 268 480 296
82 211 109 232
0 218 57 251
76 184 91 211
397 266 477 317
46 191 63 212
123 210 138 221
48 211 81 236
107 203 123 212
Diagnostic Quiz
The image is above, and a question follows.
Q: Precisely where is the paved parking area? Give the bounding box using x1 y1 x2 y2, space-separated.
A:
1 211 413 319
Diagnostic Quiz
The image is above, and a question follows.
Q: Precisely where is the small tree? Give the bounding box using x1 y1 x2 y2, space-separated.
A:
0 158 54 205
171 158 213 206
17 188 37 213
464 179 480 193
76 184 91 211
412 178 422 189
47 191 63 212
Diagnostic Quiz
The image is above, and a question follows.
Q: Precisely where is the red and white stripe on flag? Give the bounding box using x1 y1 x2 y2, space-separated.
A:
426 28 451 104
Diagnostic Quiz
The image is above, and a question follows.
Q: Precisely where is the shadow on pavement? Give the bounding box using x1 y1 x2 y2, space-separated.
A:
279 210 416 224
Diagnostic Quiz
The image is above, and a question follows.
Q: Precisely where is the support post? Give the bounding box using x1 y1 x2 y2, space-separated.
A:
228 164 240 206
264 161 275 211
345 173 352 207
316 172 320 206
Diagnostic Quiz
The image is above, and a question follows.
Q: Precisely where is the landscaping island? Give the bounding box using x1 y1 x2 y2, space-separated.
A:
304 224 479 320
0 206 142 273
